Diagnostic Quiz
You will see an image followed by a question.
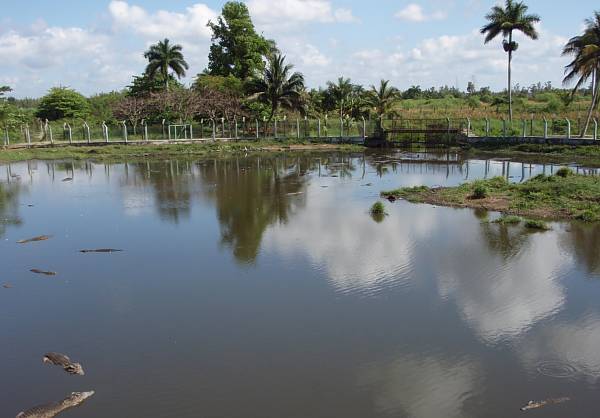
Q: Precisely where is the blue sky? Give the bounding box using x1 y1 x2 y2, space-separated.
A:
0 0 597 97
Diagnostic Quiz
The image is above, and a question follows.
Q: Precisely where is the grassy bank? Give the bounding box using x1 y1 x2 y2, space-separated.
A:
462 143 600 167
382 169 600 222
0 141 363 163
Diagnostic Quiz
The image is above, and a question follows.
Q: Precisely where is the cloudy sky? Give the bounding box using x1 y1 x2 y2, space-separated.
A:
0 0 597 97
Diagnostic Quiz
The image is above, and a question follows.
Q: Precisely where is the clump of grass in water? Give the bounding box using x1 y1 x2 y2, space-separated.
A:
370 201 386 215
493 215 522 225
555 167 573 178
524 219 551 231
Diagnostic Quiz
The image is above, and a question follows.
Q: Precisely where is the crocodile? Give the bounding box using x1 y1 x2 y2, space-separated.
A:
79 249 123 253
16 391 94 418
17 235 52 244
521 397 570 411
30 269 57 276
43 352 85 375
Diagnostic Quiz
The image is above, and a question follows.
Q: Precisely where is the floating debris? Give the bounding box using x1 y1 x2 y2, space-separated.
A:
62 178 73 182
286 192 304 196
30 269 57 276
43 352 85 375
16 391 94 418
362 183 373 187
79 249 123 253
387 195 397 203
17 235 52 244
3 283 13 289
520 397 570 412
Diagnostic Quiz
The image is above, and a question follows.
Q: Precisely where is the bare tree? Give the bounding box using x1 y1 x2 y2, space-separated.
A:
113 97 150 134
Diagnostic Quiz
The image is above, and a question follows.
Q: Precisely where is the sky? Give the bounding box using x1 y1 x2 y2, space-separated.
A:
0 0 597 98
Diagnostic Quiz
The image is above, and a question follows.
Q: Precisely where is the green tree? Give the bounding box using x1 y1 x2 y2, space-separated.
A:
249 53 305 122
563 12 600 137
207 1 273 80
326 77 355 118
481 0 540 121
144 39 189 90
0 86 11 98
367 80 400 122
88 91 124 123
127 72 182 98
36 87 90 121
193 74 245 97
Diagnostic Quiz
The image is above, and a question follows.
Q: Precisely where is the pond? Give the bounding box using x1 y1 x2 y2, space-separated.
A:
1 151 600 418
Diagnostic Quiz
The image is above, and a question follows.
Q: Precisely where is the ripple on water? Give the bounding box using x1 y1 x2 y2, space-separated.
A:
536 361 579 379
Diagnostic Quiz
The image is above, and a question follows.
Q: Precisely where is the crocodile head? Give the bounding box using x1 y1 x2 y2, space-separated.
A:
65 362 85 376
66 391 95 406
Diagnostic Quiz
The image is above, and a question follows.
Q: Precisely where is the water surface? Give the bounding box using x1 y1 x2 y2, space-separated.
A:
1 152 600 418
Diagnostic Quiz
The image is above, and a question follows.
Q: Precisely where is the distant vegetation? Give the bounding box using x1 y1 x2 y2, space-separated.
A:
1 1 600 142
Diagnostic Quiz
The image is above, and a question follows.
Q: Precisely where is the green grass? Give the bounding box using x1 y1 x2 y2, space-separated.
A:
370 201 386 215
0 141 364 163
382 172 600 222
524 219 552 230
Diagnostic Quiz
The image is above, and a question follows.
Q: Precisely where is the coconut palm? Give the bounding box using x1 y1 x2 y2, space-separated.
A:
481 0 540 121
326 77 354 118
563 12 600 137
250 53 305 122
367 80 400 122
144 39 189 90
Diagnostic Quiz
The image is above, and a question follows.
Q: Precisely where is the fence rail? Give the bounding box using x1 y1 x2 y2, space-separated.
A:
3 116 600 146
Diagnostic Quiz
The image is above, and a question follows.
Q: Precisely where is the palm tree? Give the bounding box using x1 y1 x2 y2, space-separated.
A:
481 0 540 121
144 39 189 90
367 80 400 122
250 53 305 122
563 12 600 137
326 77 354 118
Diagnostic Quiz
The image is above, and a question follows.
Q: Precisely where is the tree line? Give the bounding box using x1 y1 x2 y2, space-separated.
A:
1 1 600 138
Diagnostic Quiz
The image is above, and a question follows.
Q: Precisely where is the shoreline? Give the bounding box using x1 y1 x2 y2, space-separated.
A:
381 171 600 222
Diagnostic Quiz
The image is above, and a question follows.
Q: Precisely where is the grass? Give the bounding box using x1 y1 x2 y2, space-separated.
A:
370 201 387 215
462 144 600 167
493 215 523 224
382 172 600 222
524 219 552 230
0 140 364 163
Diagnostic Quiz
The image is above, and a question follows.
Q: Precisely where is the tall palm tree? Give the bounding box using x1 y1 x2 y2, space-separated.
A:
327 77 354 118
563 12 600 137
367 80 400 122
144 39 189 90
250 53 305 122
481 0 540 121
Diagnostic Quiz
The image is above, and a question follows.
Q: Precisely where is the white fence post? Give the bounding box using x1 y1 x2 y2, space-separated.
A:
4 127 9 146
83 122 91 144
122 121 128 143
485 117 490 136
102 121 109 142
543 117 548 139
211 119 216 140
594 118 598 140
566 118 571 139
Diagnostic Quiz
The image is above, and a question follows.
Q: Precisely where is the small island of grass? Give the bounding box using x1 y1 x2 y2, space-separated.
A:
382 169 600 222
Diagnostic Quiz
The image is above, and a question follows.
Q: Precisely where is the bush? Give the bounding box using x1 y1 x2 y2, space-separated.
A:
576 209 599 223
36 87 90 121
555 167 573 178
472 184 488 199
524 219 551 230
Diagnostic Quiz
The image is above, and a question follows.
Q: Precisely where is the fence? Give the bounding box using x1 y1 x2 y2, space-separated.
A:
3 116 600 146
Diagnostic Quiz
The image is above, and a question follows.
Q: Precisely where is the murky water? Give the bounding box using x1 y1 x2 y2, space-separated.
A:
1 151 600 418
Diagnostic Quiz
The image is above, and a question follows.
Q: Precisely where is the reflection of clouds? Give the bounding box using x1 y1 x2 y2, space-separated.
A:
436 225 568 344
359 354 481 418
121 188 153 217
264 191 437 295
520 314 600 380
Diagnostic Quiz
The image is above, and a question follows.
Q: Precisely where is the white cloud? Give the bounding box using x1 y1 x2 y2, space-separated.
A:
247 0 359 30
108 1 217 41
395 3 447 22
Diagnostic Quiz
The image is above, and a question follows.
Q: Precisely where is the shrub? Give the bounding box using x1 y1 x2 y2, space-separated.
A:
555 167 573 178
576 209 599 223
472 184 488 199
524 219 551 230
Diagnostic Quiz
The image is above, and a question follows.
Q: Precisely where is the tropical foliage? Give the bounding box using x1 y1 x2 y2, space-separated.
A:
35 87 90 121
144 39 189 90
481 0 540 121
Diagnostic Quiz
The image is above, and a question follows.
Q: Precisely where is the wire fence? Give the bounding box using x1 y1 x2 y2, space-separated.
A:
2 116 599 146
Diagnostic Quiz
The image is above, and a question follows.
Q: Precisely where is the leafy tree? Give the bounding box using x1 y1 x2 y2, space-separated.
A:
563 11 600 137
144 39 189 90
0 86 11 98
207 2 273 80
249 53 304 122
467 81 476 95
194 74 245 97
88 91 124 123
402 85 423 100
36 87 90 121
366 80 400 122
481 0 540 121
127 73 182 98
